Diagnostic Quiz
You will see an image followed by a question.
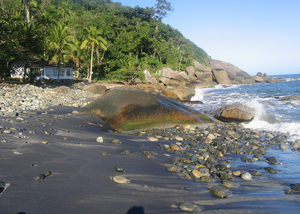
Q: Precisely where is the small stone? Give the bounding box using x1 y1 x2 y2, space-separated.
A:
280 144 289 150
72 110 79 114
241 156 247 162
42 141 49 145
112 176 129 184
115 166 125 173
0 181 5 193
111 139 121 144
3 130 12 134
252 171 262 176
291 142 299 148
170 143 181 151
210 188 228 198
227 131 235 135
200 176 211 183
45 171 52 177
191 169 202 178
39 174 46 180
285 189 292 194
166 166 178 172
222 180 235 188
148 137 159 141
267 157 278 165
121 150 131 155
291 183 300 193
207 133 215 140
241 172 252 181
62 137 68 140
179 202 194 212
175 136 183 141
142 151 154 158
265 167 277 174
96 136 104 143
233 171 241 176
102 152 108 156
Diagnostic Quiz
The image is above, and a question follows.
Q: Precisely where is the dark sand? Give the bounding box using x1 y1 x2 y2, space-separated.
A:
0 106 299 213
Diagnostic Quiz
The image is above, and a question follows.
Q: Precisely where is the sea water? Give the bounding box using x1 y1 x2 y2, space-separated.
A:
191 74 300 140
191 74 300 183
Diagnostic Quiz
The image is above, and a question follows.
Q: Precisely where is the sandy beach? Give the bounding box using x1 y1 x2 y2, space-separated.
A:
0 104 299 214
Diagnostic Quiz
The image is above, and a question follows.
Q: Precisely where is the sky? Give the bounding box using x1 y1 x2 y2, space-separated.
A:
116 0 300 75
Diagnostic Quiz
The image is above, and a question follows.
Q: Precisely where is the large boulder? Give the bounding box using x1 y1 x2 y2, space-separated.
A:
52 86 75 95
195 72 214 83
214 104 254 123
143 69 158 84
158 68 188 86
279 95 300 101
211 69 232 85
79 87 213 132
86 85 107 95
162 87 195 102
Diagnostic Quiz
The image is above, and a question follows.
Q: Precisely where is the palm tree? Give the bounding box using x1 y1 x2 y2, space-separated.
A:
67 39 84 78
47 22 73 82
81 26 107 82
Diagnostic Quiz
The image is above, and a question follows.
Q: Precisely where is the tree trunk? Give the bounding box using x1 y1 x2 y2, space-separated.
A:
89 46 94 83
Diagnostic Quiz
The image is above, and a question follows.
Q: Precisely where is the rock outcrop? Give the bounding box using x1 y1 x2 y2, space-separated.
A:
79 87 213 131
279 95 300 101
211 69 232 85
214 104 254 123
162 87 195 102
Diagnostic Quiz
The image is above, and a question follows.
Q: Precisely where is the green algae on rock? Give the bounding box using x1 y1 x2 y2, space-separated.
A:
79 87 213 132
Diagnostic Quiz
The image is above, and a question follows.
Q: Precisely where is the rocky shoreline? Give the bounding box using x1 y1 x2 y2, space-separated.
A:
1 83 300 213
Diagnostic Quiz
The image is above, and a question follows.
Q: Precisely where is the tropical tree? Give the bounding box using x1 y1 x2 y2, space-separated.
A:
155 0 173 21
67 39 84 78
47 22 73 82
81 26 107 82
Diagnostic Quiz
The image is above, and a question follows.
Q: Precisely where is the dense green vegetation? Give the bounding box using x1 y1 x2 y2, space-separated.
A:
0 0 211 82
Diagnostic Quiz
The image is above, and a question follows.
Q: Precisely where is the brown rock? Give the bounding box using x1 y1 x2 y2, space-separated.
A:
162 87 195 102
86 85 107 94
79 87 212 132
280 95 300 101
52 86 75 94
215 104 254 122
211 69 232 84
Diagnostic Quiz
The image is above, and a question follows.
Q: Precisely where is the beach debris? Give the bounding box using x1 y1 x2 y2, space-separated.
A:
179 202 195 212
115 166 125 173
112 176 129 184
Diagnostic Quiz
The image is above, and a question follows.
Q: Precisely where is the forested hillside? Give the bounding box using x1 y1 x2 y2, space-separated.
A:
0 0 211 82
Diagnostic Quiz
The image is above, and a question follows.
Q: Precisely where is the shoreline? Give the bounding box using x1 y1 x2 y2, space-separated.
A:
1 105 300 213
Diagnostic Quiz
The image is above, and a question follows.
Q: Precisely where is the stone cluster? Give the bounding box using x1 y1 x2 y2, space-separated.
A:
0 84 98 117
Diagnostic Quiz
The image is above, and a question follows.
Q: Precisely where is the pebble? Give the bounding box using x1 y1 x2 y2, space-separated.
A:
241 172 252 181
42 141 49 145
179 202 194 212
166 166 178 172
96 136 104 143
111 139 121 144
265 167 278 174
210 188 228 198
0 181 5 193
0 84 97 116
222 180 235 188
112 176 129 184
115 166 125 173
148 137 159 141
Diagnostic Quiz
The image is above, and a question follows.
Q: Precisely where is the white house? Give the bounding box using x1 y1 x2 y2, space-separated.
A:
40 66 73 80
11 62 73 81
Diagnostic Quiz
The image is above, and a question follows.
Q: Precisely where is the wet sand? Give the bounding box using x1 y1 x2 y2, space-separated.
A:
0 106 299 213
